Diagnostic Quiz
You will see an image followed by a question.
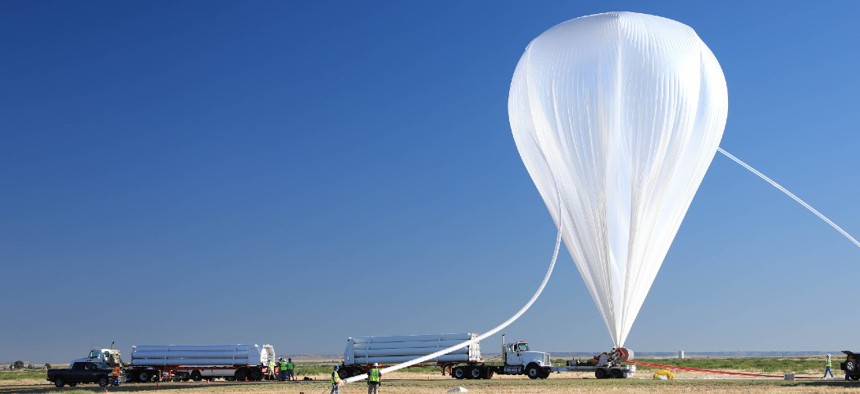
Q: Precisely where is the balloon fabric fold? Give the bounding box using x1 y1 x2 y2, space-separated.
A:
509 12 728 347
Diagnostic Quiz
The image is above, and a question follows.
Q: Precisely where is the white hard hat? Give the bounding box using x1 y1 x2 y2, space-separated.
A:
373 363 379 367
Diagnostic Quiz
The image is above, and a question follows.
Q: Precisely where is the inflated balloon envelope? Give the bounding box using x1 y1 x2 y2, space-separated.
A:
509 12 728 347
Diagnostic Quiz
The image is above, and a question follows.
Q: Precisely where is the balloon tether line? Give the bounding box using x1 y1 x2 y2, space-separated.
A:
342 214 564 384
717 147 860 248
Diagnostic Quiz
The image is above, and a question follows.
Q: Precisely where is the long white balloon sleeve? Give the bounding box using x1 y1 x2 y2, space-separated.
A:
509 12 728 347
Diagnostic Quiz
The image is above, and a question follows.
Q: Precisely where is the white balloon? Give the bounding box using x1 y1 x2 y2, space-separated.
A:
509 12 728 346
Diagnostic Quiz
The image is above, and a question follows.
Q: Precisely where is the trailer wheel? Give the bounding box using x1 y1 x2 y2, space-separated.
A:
526 363 541 379
98 377 110 387
337 368 350 380
54 378 64 387
595 368 608 379
452 367 466 379
234 367 247 381
191 370 202 382
610 369 623 379
248 368 263 381
138 371 150 382
469 366 482 379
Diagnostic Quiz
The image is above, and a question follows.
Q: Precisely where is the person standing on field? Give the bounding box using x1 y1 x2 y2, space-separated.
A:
267 358 276 380
111 365 122 386
367 362 381 394
286 357 295 381
330 365 341 394
278 357 288 381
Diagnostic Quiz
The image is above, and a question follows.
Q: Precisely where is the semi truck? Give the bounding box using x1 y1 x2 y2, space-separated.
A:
337 332 635 380
74 343 276 382
337 333 553 380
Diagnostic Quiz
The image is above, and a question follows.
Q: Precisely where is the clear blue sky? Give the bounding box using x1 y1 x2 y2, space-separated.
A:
2 1 858 363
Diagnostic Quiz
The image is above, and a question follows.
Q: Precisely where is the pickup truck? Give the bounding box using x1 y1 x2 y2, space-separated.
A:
47 361 113 388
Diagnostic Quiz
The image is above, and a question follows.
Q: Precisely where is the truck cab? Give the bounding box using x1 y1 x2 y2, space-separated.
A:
72 348 123 367
502 340 552 379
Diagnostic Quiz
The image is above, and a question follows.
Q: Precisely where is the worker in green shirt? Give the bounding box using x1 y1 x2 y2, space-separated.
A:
285 358 295 381
367 362 381 394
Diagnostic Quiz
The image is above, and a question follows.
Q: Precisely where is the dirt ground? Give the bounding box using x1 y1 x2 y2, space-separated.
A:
2 371 859 394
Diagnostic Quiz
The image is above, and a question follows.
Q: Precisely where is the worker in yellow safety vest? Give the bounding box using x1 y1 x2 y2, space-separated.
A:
823 353 834 379
367 362 381 394
330 365 341 394
278 357 288 381
267 358 276 380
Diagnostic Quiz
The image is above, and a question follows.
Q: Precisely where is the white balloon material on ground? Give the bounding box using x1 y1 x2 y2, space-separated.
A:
509 12 728 347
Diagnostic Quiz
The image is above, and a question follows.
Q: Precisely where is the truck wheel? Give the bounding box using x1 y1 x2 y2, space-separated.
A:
452 367 466 379
138 370 150 382
249 368 263 381
234 368 247 381
526 363 541 379
610 369 623 378
54 378 64 387
98 377 110 387
539 368 550 379
191 370 203 381
469 367 482 379
595 368 608 379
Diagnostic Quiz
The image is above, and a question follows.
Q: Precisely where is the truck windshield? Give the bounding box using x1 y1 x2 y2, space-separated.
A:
517 343 529 352
89 350 99 359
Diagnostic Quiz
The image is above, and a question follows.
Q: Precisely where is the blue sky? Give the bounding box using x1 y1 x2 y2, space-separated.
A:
1 1 858 363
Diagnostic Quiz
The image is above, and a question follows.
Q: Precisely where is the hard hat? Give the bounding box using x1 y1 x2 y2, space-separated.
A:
827 354 832 357
279 357 284 361
373 363 379 367
333 365 339 370
288 358 292 361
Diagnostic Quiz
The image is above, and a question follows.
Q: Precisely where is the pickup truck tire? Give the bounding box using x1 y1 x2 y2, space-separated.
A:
54 378 64 387
98 377 109 387
526 363 541 379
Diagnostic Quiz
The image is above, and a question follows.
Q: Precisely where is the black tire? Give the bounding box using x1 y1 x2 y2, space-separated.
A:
539 368 550 379
138 370 150 382
452 367 466 380
526 363 541 380
248 368 263 381
191 370 203 382
337 368 350 380
469 366 482 379
852 374 860 381
610 369 624 379
98 377 109 387
595 368 608 379
234 368 247 381
54 378 64 388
